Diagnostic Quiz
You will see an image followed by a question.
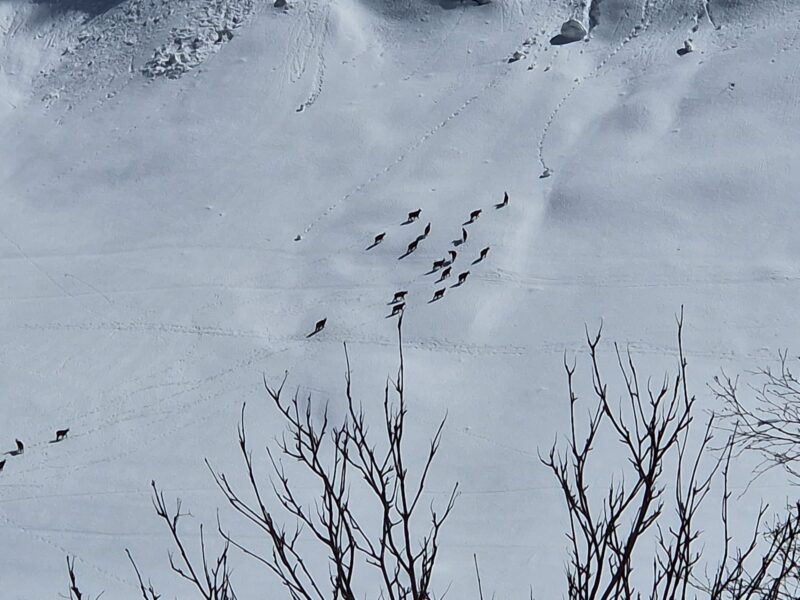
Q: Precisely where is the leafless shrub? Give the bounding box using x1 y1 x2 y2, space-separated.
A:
543 309 800 599
127 481 236 600
713 351 800 483
65 310 800 599
126 548 162 600
207 314 457 600
63 556 103 600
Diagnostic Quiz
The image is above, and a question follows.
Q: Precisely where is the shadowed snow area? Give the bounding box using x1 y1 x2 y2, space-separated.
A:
30 0 127 16
1 0 800 597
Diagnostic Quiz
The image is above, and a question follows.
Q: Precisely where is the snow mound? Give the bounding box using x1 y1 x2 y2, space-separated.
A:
561 18 587 40
550 18 587 45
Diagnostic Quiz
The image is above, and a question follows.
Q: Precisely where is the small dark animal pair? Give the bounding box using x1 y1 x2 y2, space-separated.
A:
431 251 457 272
368 225 429 250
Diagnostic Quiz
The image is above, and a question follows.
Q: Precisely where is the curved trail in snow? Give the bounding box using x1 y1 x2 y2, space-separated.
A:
537 0 659 173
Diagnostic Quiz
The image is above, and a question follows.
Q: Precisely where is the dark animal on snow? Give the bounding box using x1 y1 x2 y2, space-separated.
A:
403 209 422 224
307 318 327 337
473 247 490 264
387 303 405 318
399 239 419 259
464 209 482 225
367 232 386 249
5 439 24 456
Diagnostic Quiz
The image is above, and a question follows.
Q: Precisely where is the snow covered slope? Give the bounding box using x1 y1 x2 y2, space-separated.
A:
2 0 800 597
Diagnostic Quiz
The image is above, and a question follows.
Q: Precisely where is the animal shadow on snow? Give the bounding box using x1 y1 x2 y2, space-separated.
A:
550 34 582 46
433 0 465 9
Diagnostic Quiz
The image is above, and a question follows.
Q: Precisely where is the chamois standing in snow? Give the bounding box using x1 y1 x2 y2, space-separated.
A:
5 439 24 456
386 303 405 318
389 290 407 304
367 232 386 250
473 247 490 264
429 288 446 303
403 209 422 224
53 429 69 443
307 318 327 338
447 250 457 265
431 258 447 272
452 227 468 247
453 271 470 287
495 191 509 209
399 239 420 259
437 266 452 282
464 209 482 225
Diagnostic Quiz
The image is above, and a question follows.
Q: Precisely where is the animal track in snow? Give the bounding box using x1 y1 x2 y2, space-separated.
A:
537 0 658 173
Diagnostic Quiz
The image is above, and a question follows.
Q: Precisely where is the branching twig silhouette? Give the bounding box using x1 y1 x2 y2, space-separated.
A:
544 308 800 599
207 314 457 600
63 556 104 600
713 351 800 485
134 481 236 600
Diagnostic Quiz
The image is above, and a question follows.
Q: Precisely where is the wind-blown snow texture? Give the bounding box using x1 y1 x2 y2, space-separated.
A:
1 0 800 597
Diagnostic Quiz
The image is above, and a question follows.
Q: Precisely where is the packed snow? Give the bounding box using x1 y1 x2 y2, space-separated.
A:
2 0 800 597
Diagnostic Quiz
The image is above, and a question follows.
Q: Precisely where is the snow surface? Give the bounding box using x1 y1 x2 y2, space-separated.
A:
2 0 800 597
